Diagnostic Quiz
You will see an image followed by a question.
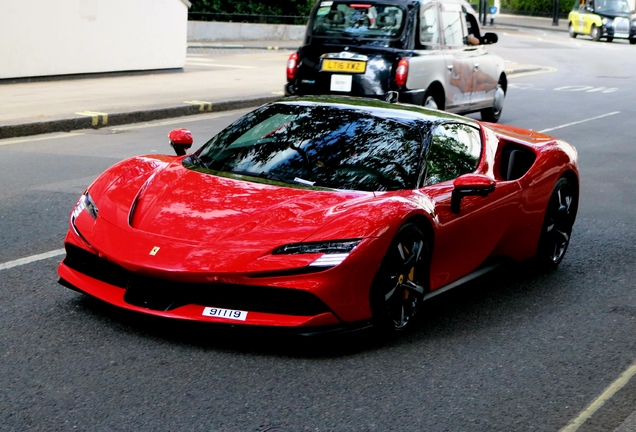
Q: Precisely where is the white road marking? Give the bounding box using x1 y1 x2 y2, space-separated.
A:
508 67 557 78
0 132 84 147
0 249 65 272
560 361 636 432
539 111 620 133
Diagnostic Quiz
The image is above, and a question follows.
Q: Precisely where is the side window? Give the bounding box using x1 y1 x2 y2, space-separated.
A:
440 11 465 46
420 6 440 45
424 123 482 185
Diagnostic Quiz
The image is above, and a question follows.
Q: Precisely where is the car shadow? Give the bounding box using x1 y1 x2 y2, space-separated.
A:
68 260 569 358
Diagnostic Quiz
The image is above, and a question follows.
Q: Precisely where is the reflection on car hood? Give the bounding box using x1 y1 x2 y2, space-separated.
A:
118 162 371 245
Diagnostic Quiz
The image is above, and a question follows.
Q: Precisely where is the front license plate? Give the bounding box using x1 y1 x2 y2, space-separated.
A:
202 306 248 321
321 59 366 73
330 74 352 92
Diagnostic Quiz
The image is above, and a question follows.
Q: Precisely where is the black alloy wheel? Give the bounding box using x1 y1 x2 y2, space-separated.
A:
370 223 429 332
535 177 578 270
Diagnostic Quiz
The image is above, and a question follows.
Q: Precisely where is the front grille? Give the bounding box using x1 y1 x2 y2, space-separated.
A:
63 243 331 316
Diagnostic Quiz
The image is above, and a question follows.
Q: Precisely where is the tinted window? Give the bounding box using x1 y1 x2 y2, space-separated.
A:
424 123 481 185
420 6 441 45
595 0 630 12
312 2 406 39
189 104 423 192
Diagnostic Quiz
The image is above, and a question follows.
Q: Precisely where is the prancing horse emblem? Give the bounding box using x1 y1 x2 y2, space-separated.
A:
149 246 160 256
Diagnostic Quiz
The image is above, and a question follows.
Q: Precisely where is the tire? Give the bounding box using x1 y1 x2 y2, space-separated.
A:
630 38 636 45
370 223 429 332
480 82 505 123
591 25 602 41
569 23 577 38
607 37 613 42
534 177 578 271
423 89 440 110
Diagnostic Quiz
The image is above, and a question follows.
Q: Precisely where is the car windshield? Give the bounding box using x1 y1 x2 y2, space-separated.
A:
188 103 423 192
311 2 406 39
595 0 630 13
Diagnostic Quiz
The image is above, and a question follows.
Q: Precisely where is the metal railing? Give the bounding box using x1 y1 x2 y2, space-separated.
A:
188 12 309 25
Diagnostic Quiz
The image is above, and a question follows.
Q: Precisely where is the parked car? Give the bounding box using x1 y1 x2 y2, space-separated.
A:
568 0 636 43
58 97 579 334
285 0 507 122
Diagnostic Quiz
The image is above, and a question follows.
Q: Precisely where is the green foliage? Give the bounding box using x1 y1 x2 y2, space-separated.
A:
502 0 576 14
189 0 316 16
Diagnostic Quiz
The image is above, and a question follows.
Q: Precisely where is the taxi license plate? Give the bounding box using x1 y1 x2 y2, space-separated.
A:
202 306 248 321
321 59 366 73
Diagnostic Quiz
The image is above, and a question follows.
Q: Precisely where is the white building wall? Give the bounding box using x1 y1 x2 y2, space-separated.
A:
0 0 190 79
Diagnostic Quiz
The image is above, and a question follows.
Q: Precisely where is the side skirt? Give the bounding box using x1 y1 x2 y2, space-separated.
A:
423 261 505 302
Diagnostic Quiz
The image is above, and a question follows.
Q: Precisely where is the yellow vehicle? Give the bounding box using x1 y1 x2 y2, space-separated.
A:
568 0 636 43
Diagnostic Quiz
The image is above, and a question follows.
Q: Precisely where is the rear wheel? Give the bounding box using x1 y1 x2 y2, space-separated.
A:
370 223 429 332
569 23 577 38
481 82 505 123
591 25 602 41
423 87 441 110
534 177 578 270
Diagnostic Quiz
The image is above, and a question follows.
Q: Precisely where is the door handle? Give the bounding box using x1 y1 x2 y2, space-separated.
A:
473 63 480 71
447 65 454 71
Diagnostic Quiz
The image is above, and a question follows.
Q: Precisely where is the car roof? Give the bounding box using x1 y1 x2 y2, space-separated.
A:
275 96 480 129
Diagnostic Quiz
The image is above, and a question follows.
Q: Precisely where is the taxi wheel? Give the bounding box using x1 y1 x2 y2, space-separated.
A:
606 37 613 42
591 25 602 41
481 82 505 123
568 23 577 38
630 38 636 45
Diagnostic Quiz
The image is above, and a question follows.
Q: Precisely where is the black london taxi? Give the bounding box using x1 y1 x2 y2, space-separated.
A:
568 0 636 43
285 0 507 122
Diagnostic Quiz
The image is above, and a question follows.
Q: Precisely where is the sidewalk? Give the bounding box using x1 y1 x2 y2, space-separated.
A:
0 15 564 140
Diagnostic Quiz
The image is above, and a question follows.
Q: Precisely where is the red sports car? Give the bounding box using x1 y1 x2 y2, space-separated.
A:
58 97 579 334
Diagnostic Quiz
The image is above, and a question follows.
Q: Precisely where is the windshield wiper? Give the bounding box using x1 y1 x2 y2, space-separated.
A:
229 170 296 185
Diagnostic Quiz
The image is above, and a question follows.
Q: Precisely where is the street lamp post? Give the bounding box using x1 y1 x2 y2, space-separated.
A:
552 0 560 25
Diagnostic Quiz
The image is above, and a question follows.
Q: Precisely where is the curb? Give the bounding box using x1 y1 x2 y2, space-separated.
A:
0 95 279 140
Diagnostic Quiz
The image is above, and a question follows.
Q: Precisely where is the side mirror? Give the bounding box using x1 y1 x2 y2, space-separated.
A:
451 174 496 214
481 32 498 45
168 128 193 156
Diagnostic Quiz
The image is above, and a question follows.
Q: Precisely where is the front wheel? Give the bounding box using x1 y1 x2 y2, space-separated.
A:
591 25 602 41
481 82 505 123
629 38 636 45
370 223 429 332
569 23 577 38
534 177 578 270
606 37 613 42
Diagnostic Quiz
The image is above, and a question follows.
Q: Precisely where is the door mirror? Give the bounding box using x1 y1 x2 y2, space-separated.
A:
481 32 498 45
168 128 193 156
451 174 496 213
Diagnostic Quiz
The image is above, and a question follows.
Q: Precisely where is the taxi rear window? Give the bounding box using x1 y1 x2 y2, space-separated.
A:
311 2 406 39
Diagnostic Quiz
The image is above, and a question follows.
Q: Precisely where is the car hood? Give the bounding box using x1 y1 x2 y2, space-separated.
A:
126 164 373 243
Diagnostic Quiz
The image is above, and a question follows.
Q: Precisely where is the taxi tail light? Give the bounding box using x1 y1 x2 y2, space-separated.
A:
395 58 409 87
287 52 299 81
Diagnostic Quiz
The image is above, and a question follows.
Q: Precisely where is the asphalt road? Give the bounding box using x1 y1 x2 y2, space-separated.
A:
1 29 636 432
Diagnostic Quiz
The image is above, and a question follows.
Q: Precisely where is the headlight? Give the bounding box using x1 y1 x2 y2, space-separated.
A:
602 17 610 25
71 192 99 221
273 239 361 267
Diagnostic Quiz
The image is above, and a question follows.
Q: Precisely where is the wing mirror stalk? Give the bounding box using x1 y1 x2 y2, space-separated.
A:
451 174 496 214
168 128 193 156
